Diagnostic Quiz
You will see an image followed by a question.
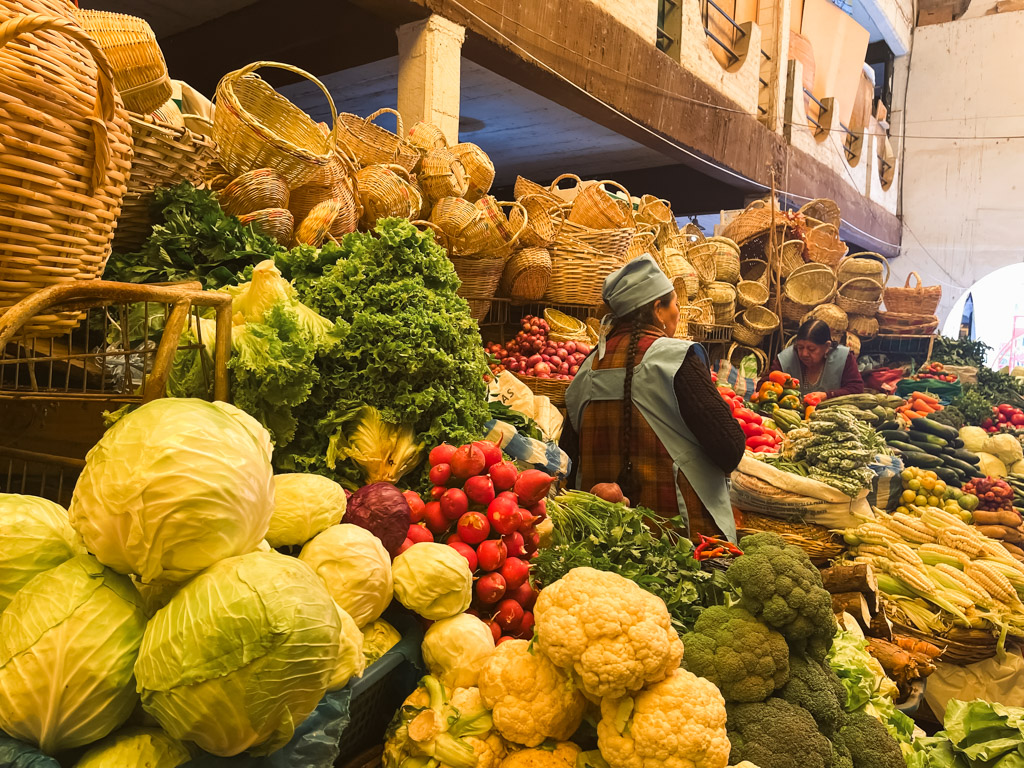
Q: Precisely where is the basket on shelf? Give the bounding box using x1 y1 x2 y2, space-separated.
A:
742 305 780 334
727 343 769 376
430 196 491 256
681 240 718 284
626 228 658 262
732 322 765 347
708 237 741 283
837 252 889 286
798 198 841 228
736 509 842 564
804 223 847 268
418 148 468 206
781 263 837 323
213 61 335 188
836 277 883 316
877 312 939 335
513 374 570 406
662 248 700 300
740 257 770 288
636 195 676 233
450 142 494 203
848 314 880 339
707 282 737 324
567 180 634 230
218 168 290 216
884 272 942 316
558 221 634 261
0 12 133 337
474 198 527 259
450 255 505 321
737 280 769 309
545 309 590 343
336 107 419 172
76 9 172 115
509 194 564 248
238 208 294 246
801 304 849 337
288 152 360 237
358 164 420 229
544 243 623 307
499 247 551 301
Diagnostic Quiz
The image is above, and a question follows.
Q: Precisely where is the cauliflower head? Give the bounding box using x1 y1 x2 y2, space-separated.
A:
681 605 789 704
469 733 509 768
478 639 586 747
778 655 846 737
726 534 837 660
598 667 730 768
534 567 684 699
500 742 581 768
726 698 833 768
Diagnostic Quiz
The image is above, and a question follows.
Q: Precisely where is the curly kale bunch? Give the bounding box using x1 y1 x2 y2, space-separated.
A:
682 605 790 703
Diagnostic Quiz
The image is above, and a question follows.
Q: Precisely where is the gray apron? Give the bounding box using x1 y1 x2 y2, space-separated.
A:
779 345 851 397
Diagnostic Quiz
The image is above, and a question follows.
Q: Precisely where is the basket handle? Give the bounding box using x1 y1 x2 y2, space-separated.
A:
498 201 528 250
905 271 922 289
549 173 582 195
0 14 117 193
411 219 451 254
222 60 338 141
366 107 405 138
838 277 883 292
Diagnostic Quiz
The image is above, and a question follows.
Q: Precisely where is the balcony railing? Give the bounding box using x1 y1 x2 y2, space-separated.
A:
804 87 826 136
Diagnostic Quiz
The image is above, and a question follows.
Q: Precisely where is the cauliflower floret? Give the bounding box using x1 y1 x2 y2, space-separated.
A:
468 733 509 768
478 639 586 747
500 742 581 768
533 567 684 699
598 667 731 768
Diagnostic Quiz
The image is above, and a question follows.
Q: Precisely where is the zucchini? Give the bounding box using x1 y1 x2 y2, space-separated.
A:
890 440 926 455
912 418 960 441
934 467 963 487
880 430 911 442
950 438 964 449
908 430 948 448
877 420 900 432
908 440 944 456
952 449 980 465
901 451 944 469
944 456 985 477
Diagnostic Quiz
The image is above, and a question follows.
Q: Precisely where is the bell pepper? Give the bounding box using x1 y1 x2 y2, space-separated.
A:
750 391 760 403
759 390 779 405
779 395 801 410
760 381 784 396
804 405 816 418
781 388 801 399
803 393 823 407
768 370 790 386
791 378 800 387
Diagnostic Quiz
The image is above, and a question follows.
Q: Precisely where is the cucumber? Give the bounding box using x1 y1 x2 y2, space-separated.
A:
890 440 926 455
934 467 963 487
877 420 900 432
881 430 911 442
950 438 965 449
901 451 943 469
912 418 960 441
908 430 948 448
944 456 985 477
952 449 980 465
908 441 944 456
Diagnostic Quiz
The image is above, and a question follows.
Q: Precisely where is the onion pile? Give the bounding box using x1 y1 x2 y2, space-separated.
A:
485 315 591 380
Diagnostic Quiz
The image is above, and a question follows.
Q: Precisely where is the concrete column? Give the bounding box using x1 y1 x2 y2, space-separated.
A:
756 0 791 134
396 14 466 145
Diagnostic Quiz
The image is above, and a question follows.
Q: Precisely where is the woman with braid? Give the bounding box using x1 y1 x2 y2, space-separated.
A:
560 254 746 541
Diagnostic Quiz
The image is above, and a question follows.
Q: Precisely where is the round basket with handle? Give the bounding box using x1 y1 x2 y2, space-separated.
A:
781 264 837 324
451 142 495 203
289 149 361 238
848 314 879 339
514 175 561 205
357 164 419 228
472 198 528 260
545 309 590 344
681 240 718 285
636 195 676 232
732 321 765 347
336 107 419 172
418 147 468 207
801 304 849 337
707 281 737 324
727 343 769 375
450 255 504 321
294 198 344 247
0 12 133 337
513 373 570 406
218 168 290 216
557 221 635 261
798 198 841 228
740 256 770 287
548 172 583 204
430 196 491 257
837 252 889 286
567 179 634 230
76 8 172 115
509 194 564 248
836 277 883 315
708 236 741 283
662 247 700 300
804 223 847 268
773 239 806 279
544 242 623 307
238 208 294 246
720 200 784 246
884 272 942 316
214 61 336 188
406 120 447 169
737 280 769 309
743 305 780 334
499 247 551 301
877 311 939 335
626 227 658 262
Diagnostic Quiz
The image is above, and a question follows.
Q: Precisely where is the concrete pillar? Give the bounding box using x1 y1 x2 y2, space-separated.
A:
396 14 466 145
755 0 791 134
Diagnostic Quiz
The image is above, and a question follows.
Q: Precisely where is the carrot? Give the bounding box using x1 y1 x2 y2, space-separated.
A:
914 403 937 414
912 391 940 405
904 410 923 419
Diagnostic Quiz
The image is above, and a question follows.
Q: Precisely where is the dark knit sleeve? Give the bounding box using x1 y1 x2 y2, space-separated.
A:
559 414 580 488
826 353 865 399
675 353 746 473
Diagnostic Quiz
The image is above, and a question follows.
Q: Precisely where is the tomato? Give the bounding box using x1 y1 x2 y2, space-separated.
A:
740 421 764 438
733 408 763 424
746 435 777 449
753 445 776 453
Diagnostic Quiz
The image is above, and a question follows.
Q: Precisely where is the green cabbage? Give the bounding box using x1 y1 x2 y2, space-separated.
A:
266 473 347 548
134 551 340 757
392 543 473 620
361 619 402 665
69 399 274 583
299 524 393 628
421 613 495 688
73 727 191 768
0 555 148 754
0 493 86 612
328 602 366 691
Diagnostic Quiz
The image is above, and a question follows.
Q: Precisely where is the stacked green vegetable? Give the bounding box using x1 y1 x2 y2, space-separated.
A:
814 394 905 429
782 409 890 497
880 417 982 488
681 533 906 768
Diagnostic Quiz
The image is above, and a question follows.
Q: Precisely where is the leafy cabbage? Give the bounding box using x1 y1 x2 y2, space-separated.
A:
326 405 423 486
0 493 86 612
73 727 191 768
392 543 473 620
989 434 1023 466
266 473 347 548
134 551 340 757
69 398 274 583
328 602 366 691
362 619 402 665
298 524 393 628
421 613 495 688
0 555 148 754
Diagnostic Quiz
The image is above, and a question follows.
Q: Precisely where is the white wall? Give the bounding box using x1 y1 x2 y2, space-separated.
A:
898 11 1024 326
590 0 659 44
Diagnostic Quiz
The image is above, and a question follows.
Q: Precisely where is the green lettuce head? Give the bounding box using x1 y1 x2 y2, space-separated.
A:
0 555 148 754
73 727 191 768
134 551 341 757
69 398 275 583
392 543 473 620
0 493 86 612
266 473 347 548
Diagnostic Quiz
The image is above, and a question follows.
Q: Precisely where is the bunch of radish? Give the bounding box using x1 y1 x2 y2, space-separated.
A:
485 314 591 380
400 440 554 643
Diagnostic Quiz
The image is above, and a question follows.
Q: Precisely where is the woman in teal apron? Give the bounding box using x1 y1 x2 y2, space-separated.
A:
760 319 864 400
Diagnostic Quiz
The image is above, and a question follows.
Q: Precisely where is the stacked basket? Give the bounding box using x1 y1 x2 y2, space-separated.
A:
879 272 942 335
835 253 888 344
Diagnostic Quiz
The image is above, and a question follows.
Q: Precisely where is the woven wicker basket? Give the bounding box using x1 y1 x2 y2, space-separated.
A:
683 240 718 284
801 304 849 336
567 179 634 230
474 198 527 259
837 252 889 286
773 239 807 278
419 148 468 206
509 194 564 248
736 510 843 564
545 309 590 344
783 263 837 306
740 257 770 287
626 229 658 263
500 247 551 301
743 305 780 334
293 198 344 247
836 277 883 315
430 196 492 257
451 255 504 321
77 9 172 115
798 198 841 228
288 152 360 238
884 272 942 315
708 236 741 283
337 107 418 172
451 142 494 203
513 373 569 406
406 120 446 167
0 12 133 336
238 208 294 246
732 322 765 346
218 169 290 216
727 343 769 375
545 244 622 307
358 164 419 228
736 280 768 309
877 311 939 335
845 332 861 356
805 223 847 268
214 61 335 188
708 282 737 324
848 314 879 339
558 221 634 261
636 195 676 231
662 248 700 300
514 175 561 205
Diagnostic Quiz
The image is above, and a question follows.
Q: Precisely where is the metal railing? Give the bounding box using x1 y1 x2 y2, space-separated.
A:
839 122 857 161
804 87 826 134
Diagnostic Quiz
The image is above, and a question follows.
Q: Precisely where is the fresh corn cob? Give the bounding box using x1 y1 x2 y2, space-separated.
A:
915 505 970 530
937 527 986 558
980 558 1024 588
934 563 993 604
885 514 937 544
889 541 925 567
885 560 936 594
844 522 897 546
965 561 1024 609
919 544 970 566
854 544 892 559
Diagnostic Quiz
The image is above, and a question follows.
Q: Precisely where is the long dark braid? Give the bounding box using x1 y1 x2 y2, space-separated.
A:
616 318 644 501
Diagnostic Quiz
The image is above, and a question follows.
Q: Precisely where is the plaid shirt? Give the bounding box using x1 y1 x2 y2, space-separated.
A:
577 325 723 539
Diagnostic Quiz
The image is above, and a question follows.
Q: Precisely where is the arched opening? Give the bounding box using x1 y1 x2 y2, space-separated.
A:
942 263 1024 370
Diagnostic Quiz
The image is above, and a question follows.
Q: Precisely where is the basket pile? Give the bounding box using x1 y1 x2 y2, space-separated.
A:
879 272 942 335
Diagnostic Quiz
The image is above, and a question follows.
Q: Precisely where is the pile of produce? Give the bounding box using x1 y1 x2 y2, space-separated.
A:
980 403 1024 434
881 417 981 487
484 315 591 381
715 383 784 452
750 370 809 425
897 391 945 421
814 393 903 428
895 467 977 521
916 362 959 384
1005 473 1024 514
909 699 1024 768
413 440 553 641
959 426 1024 478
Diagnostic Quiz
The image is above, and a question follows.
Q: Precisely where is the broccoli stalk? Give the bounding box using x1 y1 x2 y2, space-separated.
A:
384 676 485 768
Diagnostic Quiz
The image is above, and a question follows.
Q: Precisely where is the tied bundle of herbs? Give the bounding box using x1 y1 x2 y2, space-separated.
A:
532 490 724 633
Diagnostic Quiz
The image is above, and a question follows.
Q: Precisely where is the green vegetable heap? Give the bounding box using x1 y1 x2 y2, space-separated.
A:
783 409 888 496
682 533 907 768
908 699 1024 768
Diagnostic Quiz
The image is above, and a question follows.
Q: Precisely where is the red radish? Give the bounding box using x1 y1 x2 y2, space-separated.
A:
503 531 526 558
533 362 551 376
477 539 507 572
476 572 506 604
489 461 518 492
495 598 524 632
517 611 535 639
457 511 490 545
516 508 537 530
508 582 538 610
429 443 457 467
451 443 487 479
423 502 449 535
404 492 426 523
515 470 554 506
500 557 530 590
447 534 463 545
489 503 522 536
496 636 514 645
449 541 478 571
495 490 518 504
407 524 433 544
489 621 502 642
530 499 547 519
523 529 540 554
429 463 452 487
466 608 480 619
474 439 503 469
396 538 415 555
430 486 446 501
440 488 469 521
464 475 496 506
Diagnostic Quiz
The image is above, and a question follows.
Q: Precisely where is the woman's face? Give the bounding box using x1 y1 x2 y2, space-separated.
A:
795 340 829 367
655 292 680 338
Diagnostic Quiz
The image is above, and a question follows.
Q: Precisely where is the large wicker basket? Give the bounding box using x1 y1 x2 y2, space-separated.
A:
451 255 504 321
337 108 419 172
509 194 564 248
884 272 942 316
513 373 569 406
837 252 889 286
836 277 883 316
544 244 622 307
0 13 133 336
451 142 494 203
499 247 551 301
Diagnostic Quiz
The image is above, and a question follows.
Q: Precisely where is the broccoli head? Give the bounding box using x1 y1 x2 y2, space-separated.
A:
778 654 847 736
681 605 790 703
727 533 838 659
838 712 906 768
727 698 835 768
